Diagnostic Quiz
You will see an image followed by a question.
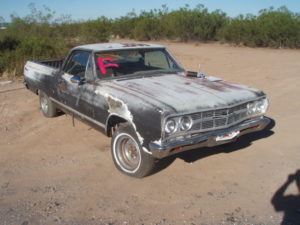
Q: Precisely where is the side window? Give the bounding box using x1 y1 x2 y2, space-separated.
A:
64 51 90 77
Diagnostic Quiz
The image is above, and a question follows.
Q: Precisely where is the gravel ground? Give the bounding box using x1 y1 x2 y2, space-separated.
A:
0 41 300 225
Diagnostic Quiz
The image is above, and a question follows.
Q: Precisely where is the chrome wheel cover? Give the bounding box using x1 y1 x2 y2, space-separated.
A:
113 134 141 173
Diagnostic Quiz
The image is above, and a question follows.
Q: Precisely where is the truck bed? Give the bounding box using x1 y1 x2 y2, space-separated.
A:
34 58 65 69
24 58 64 94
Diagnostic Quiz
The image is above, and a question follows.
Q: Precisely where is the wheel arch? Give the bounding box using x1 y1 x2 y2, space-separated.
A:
106 114 128 137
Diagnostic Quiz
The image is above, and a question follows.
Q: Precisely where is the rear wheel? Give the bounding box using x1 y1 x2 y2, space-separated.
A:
39 91 57 117
111 123 156 178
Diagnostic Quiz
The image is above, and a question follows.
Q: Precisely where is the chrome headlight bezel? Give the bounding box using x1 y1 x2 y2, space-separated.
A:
179 116 193 131
164 119 178 134
164 115 194 135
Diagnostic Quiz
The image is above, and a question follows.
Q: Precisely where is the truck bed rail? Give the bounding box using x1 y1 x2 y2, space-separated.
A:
34 58 65 69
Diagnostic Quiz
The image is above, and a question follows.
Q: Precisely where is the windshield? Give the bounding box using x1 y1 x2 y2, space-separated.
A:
94 48 183 79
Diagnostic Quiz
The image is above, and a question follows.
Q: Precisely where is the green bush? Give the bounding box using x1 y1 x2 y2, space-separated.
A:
0 36 20 51
0 5 70 76
78 17 112 43
112 12 138 39
0 4 299 77
218 7 300 48
133 11 163 40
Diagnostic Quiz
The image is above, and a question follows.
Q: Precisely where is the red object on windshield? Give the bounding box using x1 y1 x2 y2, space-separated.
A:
97 58 119 74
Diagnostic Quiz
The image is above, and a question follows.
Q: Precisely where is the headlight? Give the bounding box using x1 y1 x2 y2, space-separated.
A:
179 116 193 131
247 102 256 115
247 98 269 116
256 98 268 114
165 119 177 134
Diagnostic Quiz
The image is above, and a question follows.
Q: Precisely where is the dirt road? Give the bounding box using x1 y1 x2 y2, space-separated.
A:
1 41 300 225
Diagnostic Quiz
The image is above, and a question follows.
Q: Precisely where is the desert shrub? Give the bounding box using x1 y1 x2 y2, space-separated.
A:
0 5 69 76
78 17 112 43
133 11 163 40
0 36 20 51
1 4 299 77
157 4 228 42
112 11 138 39
218 7 300 48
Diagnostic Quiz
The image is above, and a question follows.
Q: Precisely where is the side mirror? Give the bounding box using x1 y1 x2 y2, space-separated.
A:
70 75 85 85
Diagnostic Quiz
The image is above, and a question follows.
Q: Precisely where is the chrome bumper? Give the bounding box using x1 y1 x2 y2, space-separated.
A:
149 117 271 159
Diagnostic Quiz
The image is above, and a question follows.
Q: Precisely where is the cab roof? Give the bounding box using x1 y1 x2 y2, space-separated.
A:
72 42 165 52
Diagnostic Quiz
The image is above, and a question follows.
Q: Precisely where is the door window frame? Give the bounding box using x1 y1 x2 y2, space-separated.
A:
62 50 96 82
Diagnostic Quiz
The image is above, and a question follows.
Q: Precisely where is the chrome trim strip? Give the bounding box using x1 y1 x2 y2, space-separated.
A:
50 97 106 129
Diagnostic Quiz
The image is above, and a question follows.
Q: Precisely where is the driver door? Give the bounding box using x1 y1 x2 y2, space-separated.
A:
57 50 96 118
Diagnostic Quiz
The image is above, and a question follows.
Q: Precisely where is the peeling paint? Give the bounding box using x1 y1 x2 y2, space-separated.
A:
95 90 133 121
95 89 145 144
112 74 263 112
143 147 153 155
153 139 162 146
206 76 223 82
136 131 144 145
24 61 58 81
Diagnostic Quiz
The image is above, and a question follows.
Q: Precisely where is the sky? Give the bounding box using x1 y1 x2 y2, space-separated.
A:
0 0 299 22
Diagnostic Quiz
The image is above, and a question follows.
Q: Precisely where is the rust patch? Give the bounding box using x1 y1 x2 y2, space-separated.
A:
218 81 243 90
186 77 244 92
174 85 198 95
126 82 159 97
104 84 166 110
122 43 150 48
58 82 67 91
195 79 227 92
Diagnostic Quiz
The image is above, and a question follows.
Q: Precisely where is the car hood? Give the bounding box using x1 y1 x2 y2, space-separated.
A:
101 74 265 114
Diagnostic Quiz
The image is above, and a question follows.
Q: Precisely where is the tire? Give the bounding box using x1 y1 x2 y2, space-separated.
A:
111 123 156 178
39 91 57 118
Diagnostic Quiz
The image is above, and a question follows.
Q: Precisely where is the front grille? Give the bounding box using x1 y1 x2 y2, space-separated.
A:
189 102 249 132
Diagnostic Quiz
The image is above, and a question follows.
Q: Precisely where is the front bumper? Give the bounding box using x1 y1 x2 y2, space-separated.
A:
149 117 271 159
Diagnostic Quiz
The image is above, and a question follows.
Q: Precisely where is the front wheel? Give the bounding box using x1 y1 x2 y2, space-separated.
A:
111 123 156 178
